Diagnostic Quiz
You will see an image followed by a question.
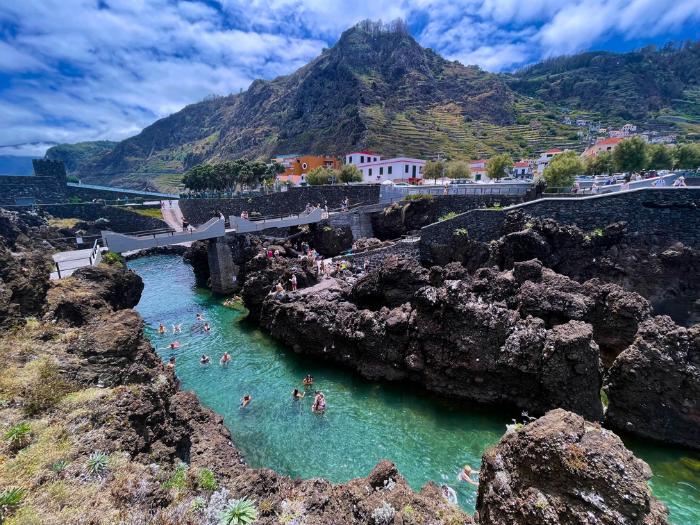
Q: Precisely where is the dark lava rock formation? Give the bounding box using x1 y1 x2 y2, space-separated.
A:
312 222 353 257
605 316 700 450
476 409 668 525
258 256 654 421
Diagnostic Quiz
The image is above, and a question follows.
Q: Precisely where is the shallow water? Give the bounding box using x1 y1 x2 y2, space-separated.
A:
130 255 700 522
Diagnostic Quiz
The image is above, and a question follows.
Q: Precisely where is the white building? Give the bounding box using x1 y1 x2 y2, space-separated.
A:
536 148 564 175
345 152 426 183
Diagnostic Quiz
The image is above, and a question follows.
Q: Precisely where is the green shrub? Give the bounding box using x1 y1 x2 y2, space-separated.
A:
163 463 189 490
197 468 218 491
22 358 72 415
68 196 82 203
404 193 434 202
438 211 458 222
101 251 124 267
86 451 109 477
4 422 31 451
453 228 469 237
0 487 25 522
219 498 258 525
592 227 604 237
51 459 69 474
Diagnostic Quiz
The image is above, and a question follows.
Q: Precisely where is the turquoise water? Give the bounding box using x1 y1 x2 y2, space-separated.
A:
129 255 700 522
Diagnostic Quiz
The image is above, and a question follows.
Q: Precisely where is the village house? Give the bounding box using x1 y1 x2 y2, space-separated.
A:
536 148 564 175
345 152 425 184
468 159 488 181
273 154 340 186
512 160 534 178
582 137 623 158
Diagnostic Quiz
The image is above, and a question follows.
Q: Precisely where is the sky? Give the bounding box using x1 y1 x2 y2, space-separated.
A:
1 0 699 157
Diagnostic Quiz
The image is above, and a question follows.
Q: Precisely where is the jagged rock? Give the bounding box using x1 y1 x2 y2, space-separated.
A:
351 255 429 308
371 198 437 240
45 264 143 326
0 243 52 328
605 316 700 449
312 222 353 257
352 237 392 253
183 239 210 284
476 409 669 525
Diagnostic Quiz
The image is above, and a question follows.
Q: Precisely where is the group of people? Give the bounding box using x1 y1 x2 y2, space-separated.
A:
304 202 328 215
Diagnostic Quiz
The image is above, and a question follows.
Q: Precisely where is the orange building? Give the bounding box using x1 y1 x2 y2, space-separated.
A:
273 154 341 186
582 137 623 158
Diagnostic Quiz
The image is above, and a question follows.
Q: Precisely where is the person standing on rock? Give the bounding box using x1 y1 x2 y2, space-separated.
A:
290 274 297 291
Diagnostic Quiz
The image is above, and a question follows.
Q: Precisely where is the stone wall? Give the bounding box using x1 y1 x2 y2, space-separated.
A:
41 203 167 233
0 160 68 205
179 185 380 225
420 188 700 262
66 186 166 202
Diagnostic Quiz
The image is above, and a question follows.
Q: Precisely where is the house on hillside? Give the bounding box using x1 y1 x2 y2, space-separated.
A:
536 149 564 175
346 153 425 184
469 159 488 181
582 137 623 158
273 154 340 186
512 160 534 178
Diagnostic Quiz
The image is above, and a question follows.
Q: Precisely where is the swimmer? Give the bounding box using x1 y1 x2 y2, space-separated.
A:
203 322 211 332
292 388 305 400
200 354 210 364
240 394 252 408
166 356 176 369
220 352 231 365
312 391 326 413
459 465 478 486
302 374 314 387
196 312 205 321
173 323 182 333
169 341 180 350
158 323 166 334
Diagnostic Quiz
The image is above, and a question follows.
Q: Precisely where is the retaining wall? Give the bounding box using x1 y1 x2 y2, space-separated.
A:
334 238 420 270
41 203 167 233
179 185 380 225
420 188 700 262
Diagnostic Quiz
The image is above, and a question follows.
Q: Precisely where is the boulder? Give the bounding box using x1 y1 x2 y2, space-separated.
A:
476 409 668 525
605 316 700 449
312 222 353 257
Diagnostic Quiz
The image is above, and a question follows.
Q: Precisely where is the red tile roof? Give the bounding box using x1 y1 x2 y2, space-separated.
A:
595 137 623 146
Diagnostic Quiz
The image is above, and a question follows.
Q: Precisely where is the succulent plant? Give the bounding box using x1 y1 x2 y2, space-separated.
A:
86 451 109 477
219 498 258 525
3 422 31 450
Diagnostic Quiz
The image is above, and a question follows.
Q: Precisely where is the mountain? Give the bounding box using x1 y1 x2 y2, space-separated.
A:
56 22 699 191
508 42 700 125
45 141 117 175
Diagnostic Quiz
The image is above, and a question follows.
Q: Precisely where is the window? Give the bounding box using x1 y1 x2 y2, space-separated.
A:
379 167 383 175
388 166 392 175
348 156 352 163
412 165 416 176
368 168 372 176
404 164 409 173
373 157 377 161
360 155 365 163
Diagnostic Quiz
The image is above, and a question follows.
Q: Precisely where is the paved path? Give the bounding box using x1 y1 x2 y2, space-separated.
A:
161 200 184 231
50 247 104 280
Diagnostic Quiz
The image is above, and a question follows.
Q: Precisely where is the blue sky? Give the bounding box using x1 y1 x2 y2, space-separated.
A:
1 0 699 156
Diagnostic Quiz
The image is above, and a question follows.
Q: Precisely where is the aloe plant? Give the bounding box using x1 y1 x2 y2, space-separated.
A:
0 487 25 523
219 498 258 525
4 422 31 450
85 451 109 477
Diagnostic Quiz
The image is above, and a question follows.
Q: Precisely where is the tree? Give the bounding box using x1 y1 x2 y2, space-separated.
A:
543 151 584 191
613 137 647 172
305 166 332 185
673 143 700 169
423 160 444 183
487 154 513 180
646 144 674 170
337 164 363 183
585 151 614 175
445 160 471 180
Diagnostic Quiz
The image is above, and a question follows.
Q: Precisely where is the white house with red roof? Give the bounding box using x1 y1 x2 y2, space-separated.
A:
345 152 426 184
536 148 564 175
468 159 489 181
582 137 623 158
512 160 534 178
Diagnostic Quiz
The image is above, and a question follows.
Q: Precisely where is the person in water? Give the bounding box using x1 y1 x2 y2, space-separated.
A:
200 354 210 364
173 323 182 333
292 388 305 400
459 464 478 486
312 391 326 413
240 394 252 408
158 323 166 334
166 356 176 369
203 322 211 332
169 341 180 350
303 374 314 387
196 312 205 321
220 352 231 365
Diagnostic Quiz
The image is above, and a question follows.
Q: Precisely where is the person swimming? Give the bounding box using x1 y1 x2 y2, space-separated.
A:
240 394 252 408
220 352 231 365
459 464 478 486
169 341 180 350
158 323 166 334
292 388 305 400
303 374 314 387
166 356 176 369
173 323 182 333
203 322 211 332
196 312 205 321
200 354 210 364
312 391 326 413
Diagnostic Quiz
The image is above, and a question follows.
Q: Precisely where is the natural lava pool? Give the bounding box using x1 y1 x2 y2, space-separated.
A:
130 255 700 523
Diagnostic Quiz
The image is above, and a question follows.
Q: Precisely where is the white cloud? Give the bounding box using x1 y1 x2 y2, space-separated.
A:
0 0 698 155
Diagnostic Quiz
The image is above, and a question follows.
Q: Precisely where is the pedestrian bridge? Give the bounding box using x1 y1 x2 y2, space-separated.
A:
229 208 328 233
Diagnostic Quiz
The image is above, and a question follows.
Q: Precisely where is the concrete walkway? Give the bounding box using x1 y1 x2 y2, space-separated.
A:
50 246 105 280
161 200 184 231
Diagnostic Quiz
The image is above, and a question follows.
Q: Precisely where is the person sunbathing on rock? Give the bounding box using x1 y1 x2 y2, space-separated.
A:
200 354 210 365
459 465 478 486
240 394 252 408
220 352 231 366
